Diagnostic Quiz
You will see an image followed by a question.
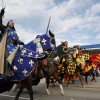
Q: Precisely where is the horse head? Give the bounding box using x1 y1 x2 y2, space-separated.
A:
34 30 56 51
61 41 68 52
20 30 56 58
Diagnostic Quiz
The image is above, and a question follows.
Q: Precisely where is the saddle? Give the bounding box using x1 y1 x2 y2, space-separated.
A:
33 57 56 79
33 59 48 79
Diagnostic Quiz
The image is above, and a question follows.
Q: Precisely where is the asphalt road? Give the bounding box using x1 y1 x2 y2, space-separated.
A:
0 77 100 100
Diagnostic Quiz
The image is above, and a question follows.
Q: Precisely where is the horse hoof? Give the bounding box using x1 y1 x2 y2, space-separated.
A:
86 82 88 84
82 85 85 88
88 82 91 84
47 92 51 95
70 98 74 100
46 89 51 95
52 83 55 86
61 91 64 95
67 85 70 87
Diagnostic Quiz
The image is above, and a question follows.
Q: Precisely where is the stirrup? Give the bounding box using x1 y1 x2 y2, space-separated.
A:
37 73 43 79
4 70 13 77
2 70 13 81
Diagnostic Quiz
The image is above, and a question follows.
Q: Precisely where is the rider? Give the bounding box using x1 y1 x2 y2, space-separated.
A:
35 35 46 78
76 46 82 57
0 8 24 81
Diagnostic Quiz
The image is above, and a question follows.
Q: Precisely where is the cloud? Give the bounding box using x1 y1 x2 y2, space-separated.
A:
15 24 43 44
95 34 100 42
1 0 100 47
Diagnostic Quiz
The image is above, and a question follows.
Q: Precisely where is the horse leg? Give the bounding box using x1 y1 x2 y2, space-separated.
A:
67 75 71 87
93 75 97 82
46 77 51 95
26 84 33 100
91 72 96 83
81 75 84 79
92 72 97 82
60 73 64 83
71 79 75 84
14 84 25 100
53 72 64 95
85 73 88 84
77 71 84 88
52 83 55 86
85 75 88 84
13 84 21 92
24 77 34 100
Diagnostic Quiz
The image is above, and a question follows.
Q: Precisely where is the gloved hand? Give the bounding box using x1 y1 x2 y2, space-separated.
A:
20 42 25 45
15 38 25 45
1 8 5 16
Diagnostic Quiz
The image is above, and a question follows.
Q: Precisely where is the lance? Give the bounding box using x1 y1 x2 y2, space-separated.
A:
2 0 6 9
46 16 51 34
2 0 3 8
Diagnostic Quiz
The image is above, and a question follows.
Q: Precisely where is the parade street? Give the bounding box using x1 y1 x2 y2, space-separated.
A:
0 77 100 100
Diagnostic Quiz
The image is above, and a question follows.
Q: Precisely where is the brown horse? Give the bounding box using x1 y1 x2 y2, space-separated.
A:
0 30 60 100
61 54 84 87
13 51 64 96
45 52 64 95
47 42 96 87
62 50 96 87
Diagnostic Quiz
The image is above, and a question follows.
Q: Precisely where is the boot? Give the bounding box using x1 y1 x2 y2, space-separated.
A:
3 61 13 82
2 46 13 81
3 70 13 82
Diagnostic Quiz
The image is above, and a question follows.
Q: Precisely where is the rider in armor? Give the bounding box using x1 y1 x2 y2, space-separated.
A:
0 8 24 81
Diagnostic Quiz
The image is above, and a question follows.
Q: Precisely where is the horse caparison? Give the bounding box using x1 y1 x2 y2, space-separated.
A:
11 30 64 100
61 54 96 87
14 51 64 100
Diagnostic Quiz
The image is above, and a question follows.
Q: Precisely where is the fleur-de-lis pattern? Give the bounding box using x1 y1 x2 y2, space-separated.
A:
11 55 36 81
3 33 56 81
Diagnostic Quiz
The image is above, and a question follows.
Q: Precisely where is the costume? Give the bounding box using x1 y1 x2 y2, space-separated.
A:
76 46 82 57
35 36 47 79
0 8 24 81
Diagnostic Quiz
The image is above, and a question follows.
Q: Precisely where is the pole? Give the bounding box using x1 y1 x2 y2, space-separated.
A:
46 16 51 34
2 0 5 9
2 0 3 8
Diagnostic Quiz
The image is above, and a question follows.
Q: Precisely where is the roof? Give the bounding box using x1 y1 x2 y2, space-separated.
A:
80 44 100 49
80 44 100 54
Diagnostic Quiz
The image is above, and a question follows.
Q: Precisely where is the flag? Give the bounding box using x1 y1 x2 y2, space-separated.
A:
91 54 100 68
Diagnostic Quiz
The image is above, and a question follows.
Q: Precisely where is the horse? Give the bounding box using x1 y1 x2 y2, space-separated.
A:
62 49 97 87
76 52 97 84
61 54 84 87
44 43 94 87
80 66 96 84
13 51 64 95
47 41 97 87
0 30 58 100
45 52 64 95
45 41 74 86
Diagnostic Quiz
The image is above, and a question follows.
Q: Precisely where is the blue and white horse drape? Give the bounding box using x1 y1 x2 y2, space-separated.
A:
0 32 56 93
0 32 56 81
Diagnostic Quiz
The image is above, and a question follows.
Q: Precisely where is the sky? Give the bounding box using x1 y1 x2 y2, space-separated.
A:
1 0 100 47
